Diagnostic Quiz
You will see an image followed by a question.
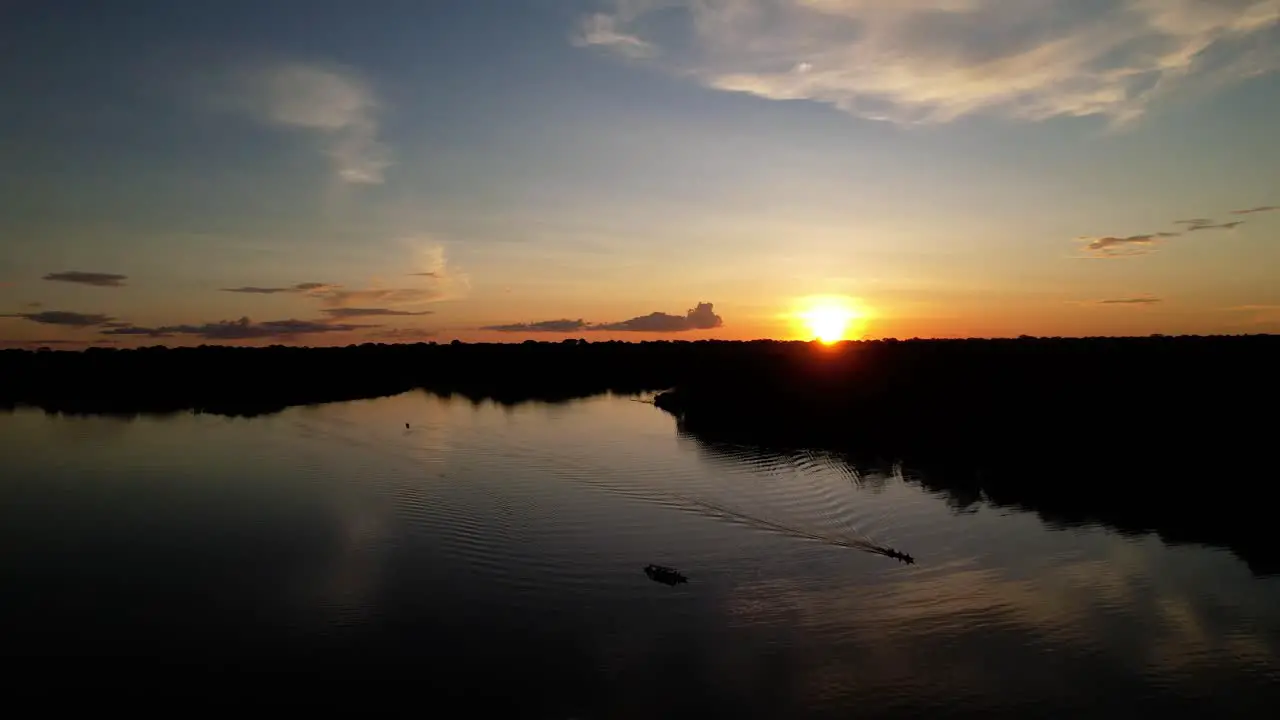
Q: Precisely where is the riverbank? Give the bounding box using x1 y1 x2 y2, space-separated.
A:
651 335 1280 575
4 335 1276 421
4 335 1278 572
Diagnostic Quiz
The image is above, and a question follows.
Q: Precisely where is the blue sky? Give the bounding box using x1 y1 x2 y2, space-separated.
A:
2 0 1278 346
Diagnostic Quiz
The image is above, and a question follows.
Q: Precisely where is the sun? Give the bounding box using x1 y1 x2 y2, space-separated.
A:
804 305 853 343
794 296 866 344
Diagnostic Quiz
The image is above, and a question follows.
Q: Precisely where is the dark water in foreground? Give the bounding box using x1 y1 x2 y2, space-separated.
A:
2 393 1277 716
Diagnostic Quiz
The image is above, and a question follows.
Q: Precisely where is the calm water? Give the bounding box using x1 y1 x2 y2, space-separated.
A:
2 393 1278 716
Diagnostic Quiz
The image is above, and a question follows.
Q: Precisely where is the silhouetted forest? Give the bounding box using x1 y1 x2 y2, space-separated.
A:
653 335 1280 576
3 335 1277 573
0 339 695 416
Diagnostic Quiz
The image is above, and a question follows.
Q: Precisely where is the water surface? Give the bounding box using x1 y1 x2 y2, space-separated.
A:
2 392 1277 716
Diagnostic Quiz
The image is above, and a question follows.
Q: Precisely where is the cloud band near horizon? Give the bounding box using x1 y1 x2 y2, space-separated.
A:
484 302 723 333
43 271 128 287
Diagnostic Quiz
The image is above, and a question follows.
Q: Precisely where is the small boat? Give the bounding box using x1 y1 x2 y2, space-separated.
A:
644 564 688 585
883 548 915 564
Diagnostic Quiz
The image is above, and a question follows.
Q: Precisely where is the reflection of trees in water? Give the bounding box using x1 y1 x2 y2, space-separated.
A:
676 419 1277 577
673 428 916 559
419 388 612 409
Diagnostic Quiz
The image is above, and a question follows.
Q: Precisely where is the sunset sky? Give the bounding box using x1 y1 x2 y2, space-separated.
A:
2 0 1279 348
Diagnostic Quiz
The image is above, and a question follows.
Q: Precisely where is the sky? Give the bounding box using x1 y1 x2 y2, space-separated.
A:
2 0 1279 348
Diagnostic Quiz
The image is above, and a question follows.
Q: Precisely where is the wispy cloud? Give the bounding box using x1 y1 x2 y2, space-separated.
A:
317 288 448 309
1079 205 1256 257
366 327 439 342
0 339 82 347
320 308 433 319
321 242 467 309
217 247 464 314
572 13 656 58
101 317 374 341
1098 296 1163 305
484 302 724 333
577 0 1280 125
94 326 172 338
1 311 115 327
221 282 335 295
237 62 389 184
1231 205 1279 215
43 271 127 287
482 319 591 333
407 240 467 286
1225 304 1280 328
1078 232 1176 257
1185 220 1244 231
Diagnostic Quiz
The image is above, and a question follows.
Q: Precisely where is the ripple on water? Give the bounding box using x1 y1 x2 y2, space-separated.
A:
14 395 1263 716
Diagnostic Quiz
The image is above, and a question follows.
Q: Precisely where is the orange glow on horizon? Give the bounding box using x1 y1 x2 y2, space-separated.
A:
793 296 870 344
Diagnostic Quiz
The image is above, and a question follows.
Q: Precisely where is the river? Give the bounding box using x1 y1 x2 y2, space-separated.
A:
2 392 1276 717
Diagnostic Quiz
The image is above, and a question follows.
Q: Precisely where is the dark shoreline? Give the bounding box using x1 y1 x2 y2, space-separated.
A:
4 335 1278 574
0 340 694 417
648 335 1280 576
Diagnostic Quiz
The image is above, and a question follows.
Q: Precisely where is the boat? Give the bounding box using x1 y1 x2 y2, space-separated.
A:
644 564 688 585
883 548 915 564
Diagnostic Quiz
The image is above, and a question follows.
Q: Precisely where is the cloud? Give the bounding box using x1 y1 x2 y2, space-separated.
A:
21 301 43 309
98 325 174 338
1225 304 1280 328
483 319 592 333
221 282 335 295
317 288 448 308
220 278 448 309
0 339 82 347
214 244 464 312
365 327 439 342
484 302 725 334
576 0 1280 125
1184 220 1244 231
101 316 374 341
1098 297 1163 304
319 243 467 308
320 308 433 319
407 240 468 286
1078 208 1252 257
1 311 115 327
1232 205 1279 215
237 62 388 184
1078 232 1177 257
572 13 657 58
43 271 127 287
594 301 724 332
1229 304 1280 311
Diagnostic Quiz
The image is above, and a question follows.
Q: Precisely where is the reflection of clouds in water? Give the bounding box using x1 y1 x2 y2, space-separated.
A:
40 412 139 443
313 503 390 629
278 497 394 637
723 542 1280 709
287 393 456 462
280 394 477 631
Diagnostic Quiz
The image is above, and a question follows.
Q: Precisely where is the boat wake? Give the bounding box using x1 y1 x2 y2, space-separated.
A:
286 403 917 564
670 493 914 564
